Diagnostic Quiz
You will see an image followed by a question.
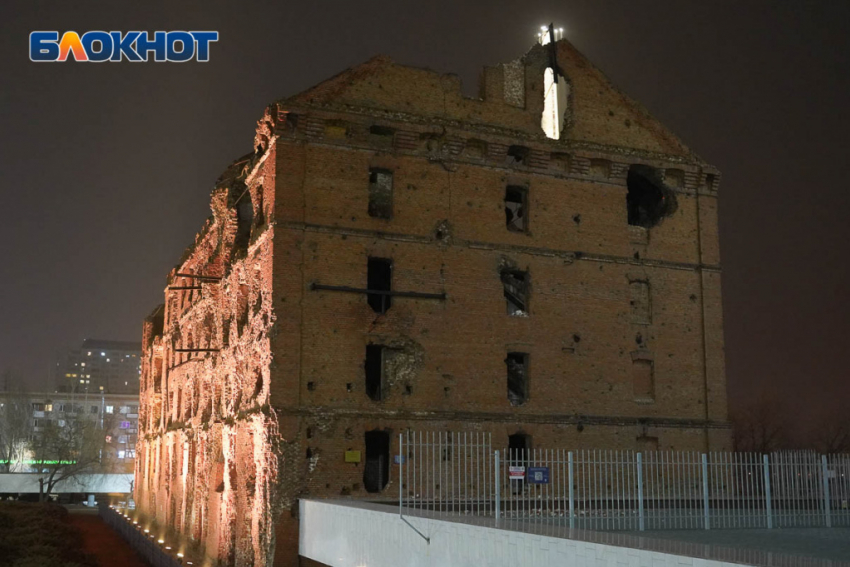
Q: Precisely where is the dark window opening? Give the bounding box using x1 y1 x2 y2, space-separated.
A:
367 257 392 313
363 430 390 493
369 125 395 147
284 113 299 133
368 168 393 219
501 269 529 316
365 344 385 401
506 352 529 406
506 145 529 165
504 186 527 232
234 193 254 252
627 165 676 229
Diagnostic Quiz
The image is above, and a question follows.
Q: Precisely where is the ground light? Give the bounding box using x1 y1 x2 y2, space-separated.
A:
116 509 196 565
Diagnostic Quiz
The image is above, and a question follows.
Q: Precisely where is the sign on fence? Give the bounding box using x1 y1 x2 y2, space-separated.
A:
527 466 549 484
394 455 405 464
509 466 525 480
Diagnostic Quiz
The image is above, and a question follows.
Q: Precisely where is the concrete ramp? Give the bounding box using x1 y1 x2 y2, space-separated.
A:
300 500 845 567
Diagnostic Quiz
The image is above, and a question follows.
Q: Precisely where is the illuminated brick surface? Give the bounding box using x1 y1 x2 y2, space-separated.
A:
136 39 729 566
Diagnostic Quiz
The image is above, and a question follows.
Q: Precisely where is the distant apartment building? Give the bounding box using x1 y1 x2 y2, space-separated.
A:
0 391 140 473
53 339 141 395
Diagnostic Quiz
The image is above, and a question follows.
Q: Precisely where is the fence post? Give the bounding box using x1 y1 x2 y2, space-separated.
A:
702 453 710 530
637 452 645 531
494 450 500 525
568 451 575 529
399 433 403 516
822 455 832 528
763 454 773 529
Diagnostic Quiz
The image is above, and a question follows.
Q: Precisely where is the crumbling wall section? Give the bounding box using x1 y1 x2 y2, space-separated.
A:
137 118 284 566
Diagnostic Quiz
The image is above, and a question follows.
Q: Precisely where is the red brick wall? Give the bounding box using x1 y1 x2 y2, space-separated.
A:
137 39 728 567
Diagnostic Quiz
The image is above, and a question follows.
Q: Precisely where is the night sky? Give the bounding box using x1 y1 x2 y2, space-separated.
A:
1 1 848 431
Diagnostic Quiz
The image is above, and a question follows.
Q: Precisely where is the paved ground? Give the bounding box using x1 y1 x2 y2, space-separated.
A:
67 507 149 567
631 528 850 563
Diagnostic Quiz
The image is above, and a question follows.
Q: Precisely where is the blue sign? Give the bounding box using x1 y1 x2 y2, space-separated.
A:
527 466 549 484
394 455 406 465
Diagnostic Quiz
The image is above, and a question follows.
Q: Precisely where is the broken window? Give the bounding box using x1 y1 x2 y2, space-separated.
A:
632 359 654 401
363 430 390 493
506 145 529 165
629 281 651 324
627 165 676 229
367 257 392 313
364 344 386 401
369 125 395 147
504 186 528 232
506 352 529 406
501 269 529 316
368 168 393 220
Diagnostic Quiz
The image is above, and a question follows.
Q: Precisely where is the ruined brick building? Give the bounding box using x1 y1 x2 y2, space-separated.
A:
135 34 728 566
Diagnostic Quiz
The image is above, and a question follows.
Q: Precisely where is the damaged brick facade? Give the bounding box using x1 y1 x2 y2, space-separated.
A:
136 38 729 566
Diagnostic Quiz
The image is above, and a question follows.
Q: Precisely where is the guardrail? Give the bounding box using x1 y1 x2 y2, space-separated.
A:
398 432 850 531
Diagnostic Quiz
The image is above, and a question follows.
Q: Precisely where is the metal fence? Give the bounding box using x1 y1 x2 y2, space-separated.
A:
398 432 850 532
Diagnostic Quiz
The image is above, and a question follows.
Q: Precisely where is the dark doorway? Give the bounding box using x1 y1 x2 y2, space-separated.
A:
508 433 531 495
364 430 390 493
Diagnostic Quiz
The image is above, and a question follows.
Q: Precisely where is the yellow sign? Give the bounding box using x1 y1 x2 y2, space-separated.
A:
344 451 361 463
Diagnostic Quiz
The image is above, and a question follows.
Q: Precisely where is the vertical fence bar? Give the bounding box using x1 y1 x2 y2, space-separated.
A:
399 433 403 516
822 454 832 528
568 451 575 529
763 454 773 529
494 449 500 524
637 452 645 531
701 453 710 530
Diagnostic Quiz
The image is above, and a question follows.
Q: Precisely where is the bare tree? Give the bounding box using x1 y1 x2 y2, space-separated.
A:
0 391 32 472
29 412 112 501
730 396 789 453
811 407 850 454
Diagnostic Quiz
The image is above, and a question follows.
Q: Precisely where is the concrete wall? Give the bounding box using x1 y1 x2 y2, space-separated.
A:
299 499 743 567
